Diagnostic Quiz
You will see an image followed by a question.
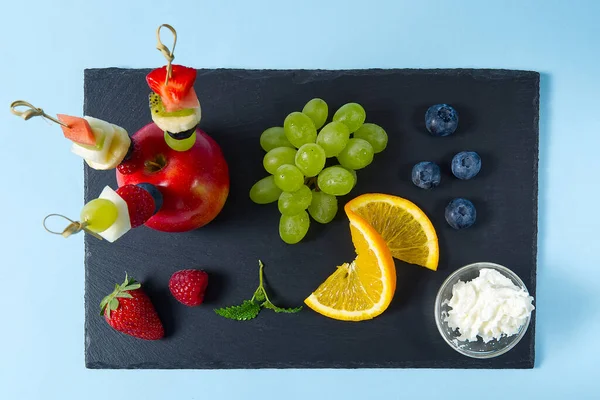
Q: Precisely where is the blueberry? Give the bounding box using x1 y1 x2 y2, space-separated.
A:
425 104 459 137
136 183 164 214
167 126 197 140
412 162 441 189
452 151 481 180
445 198 476 229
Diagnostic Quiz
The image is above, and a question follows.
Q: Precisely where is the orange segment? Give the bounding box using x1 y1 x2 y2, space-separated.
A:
304 212 396 321
57 114 96 146
345 193 439 270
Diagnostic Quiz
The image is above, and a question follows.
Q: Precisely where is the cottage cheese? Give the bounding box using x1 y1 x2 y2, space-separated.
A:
445 268 535 343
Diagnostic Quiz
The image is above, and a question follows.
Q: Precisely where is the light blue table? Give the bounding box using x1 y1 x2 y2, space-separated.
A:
2 0 598 398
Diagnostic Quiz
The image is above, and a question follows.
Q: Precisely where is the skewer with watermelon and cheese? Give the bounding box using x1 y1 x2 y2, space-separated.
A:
58 114 132 170
10 101 133 170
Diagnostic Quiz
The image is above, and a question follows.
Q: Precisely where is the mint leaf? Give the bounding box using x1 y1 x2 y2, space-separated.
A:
214 300 260 321
214 260 302 321
262 301 303 314
252 286 266 303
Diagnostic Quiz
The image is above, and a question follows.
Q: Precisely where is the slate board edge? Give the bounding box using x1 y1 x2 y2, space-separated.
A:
83 68 539 370
84 67 540 81
85 356 533 369
529 71 540 369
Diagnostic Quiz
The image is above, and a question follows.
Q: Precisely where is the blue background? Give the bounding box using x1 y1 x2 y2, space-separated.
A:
1 0 598 398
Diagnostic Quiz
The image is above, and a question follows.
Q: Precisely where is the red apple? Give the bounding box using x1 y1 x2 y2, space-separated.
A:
117 123 229 232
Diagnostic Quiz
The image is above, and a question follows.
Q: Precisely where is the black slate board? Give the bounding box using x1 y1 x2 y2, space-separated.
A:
84 68 538 369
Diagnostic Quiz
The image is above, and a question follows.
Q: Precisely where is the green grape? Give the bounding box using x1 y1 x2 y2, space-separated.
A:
316 121 350 157
259 127 293 152
342 167 358 188
80 198 118 233
274 164 305 192
284 112 317 148
317 166 356 196
294 143 326 177
308 190 338 224
263 147 297 174
337 138 374 170
332 103 366 133
279 211 310 244
354 123 388 153
164 131 196 152
302 98 328 130
249 176 282 204
278 185 312 215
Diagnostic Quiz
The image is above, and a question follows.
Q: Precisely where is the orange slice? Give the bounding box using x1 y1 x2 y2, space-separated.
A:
304 211 396 321
345 193 439 271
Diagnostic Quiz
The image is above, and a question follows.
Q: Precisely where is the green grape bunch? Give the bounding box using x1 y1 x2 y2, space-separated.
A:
249 98 389 244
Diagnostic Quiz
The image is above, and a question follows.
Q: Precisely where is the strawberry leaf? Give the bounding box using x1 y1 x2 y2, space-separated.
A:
99 298 110 315
122 283 141 291
100 273 138 317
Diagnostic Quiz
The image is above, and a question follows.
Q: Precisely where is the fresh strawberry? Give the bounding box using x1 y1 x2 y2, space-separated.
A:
116 185 156 228
169 87 200 112
146 65 197 111
169 269 209 307
100 274 164 340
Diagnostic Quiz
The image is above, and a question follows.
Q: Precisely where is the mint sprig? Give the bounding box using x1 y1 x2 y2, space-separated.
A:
214 260 302 321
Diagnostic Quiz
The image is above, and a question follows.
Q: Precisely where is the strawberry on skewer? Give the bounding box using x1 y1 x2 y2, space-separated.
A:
84 184 163 241
116 185 158 228
146 26 202 152
45 183 164 243
147 66 201 152
146 65 199 112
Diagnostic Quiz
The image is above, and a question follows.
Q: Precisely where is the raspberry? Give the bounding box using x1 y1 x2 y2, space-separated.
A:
169 269 209 307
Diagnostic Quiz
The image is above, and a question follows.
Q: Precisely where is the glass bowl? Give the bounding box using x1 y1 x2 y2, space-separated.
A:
434 262 533 359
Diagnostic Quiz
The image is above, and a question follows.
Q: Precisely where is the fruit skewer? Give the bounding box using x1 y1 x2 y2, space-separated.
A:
45 183 163 242
145 24 201 153
14 24 229 236
115 24 203 166
10 100 133 170
115 24 229 233
9 27 202 168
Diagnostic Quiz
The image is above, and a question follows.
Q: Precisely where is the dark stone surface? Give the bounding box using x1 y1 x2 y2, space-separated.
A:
84 68 538 369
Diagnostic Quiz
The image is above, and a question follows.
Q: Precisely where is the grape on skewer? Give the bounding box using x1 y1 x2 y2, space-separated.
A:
44 184 163 242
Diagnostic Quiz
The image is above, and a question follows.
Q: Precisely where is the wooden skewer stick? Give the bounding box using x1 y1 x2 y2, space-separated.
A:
10 100 69 128
156 24 177 86
43 214 103 240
